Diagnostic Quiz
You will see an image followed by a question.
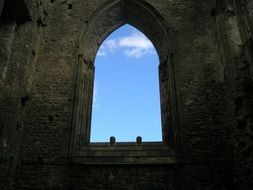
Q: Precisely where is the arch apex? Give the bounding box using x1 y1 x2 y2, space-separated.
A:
80 0 172 63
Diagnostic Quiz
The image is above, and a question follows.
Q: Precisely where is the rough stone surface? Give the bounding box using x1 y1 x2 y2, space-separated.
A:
0 0 253 189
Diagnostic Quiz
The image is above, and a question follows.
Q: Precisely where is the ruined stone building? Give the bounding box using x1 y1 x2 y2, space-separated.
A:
0 0 253 189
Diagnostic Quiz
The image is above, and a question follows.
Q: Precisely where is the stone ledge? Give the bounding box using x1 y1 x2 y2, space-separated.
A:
74 143 177 165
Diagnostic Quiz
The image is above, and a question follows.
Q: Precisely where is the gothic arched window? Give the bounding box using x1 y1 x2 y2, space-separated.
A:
90 24 162 143
68 0 180 163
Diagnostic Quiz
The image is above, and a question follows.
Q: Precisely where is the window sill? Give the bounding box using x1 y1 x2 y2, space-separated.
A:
73 142 177 165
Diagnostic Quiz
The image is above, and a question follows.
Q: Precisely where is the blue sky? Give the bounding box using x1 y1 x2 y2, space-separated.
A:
90 24 162 142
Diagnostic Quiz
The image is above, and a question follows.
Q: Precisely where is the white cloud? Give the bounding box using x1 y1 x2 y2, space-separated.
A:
92 82 100 109
119 33 153 49
105 39 117 50
96 39 118 57
96 31 155 58
124 48 153 58
97 49 107 57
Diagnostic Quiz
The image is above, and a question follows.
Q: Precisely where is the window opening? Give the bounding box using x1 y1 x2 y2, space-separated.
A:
90 24 162 142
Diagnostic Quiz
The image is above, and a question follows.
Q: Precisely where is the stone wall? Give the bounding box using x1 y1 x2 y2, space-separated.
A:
0 0 252 189
0 0 5 18
230 0 253 189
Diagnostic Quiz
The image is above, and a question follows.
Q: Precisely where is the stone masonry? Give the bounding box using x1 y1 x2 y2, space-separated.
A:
0 0 253 190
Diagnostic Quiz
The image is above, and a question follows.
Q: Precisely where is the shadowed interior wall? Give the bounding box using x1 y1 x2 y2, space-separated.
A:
0 0 5 17
0 0 253 190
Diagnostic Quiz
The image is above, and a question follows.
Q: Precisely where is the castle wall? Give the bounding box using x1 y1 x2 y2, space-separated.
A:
0 0 252 189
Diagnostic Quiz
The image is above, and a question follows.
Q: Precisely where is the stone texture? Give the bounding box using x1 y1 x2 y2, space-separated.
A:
0 0 252 189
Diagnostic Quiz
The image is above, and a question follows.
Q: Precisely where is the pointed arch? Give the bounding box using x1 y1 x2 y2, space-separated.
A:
69 0 181 158
90 24 162 142
79 0 172 63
